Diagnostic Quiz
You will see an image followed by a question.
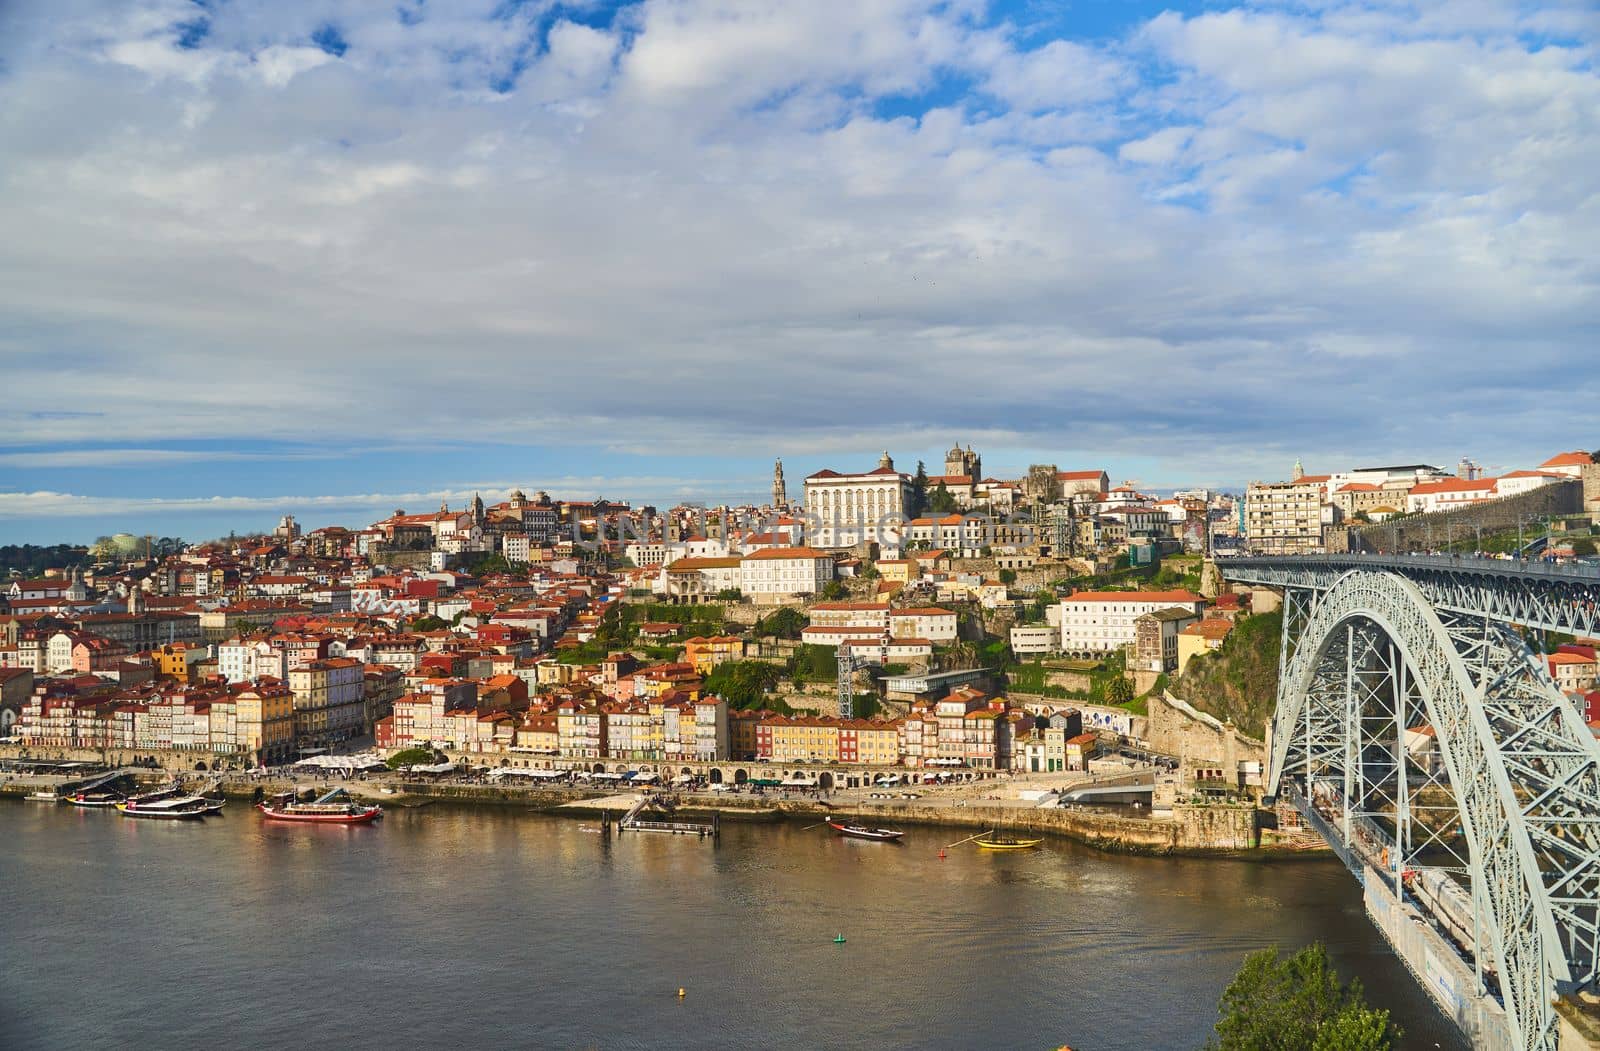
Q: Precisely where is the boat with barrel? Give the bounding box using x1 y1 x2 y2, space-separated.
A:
64 789 125 808
116 795 211 820
257 788 382 825
62 771 136 808
827 821 905 842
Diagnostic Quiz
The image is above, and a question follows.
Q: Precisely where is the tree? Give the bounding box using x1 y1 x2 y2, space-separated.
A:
791 644 837 682
820 580 847 600
1573 538 1597 557
927 482 958 513
998 568 1017 585
469 553 510 576
386 746 439 769
704 661 782 709
909 460 930 518
410 615 449 632
756 606 806 640
1207 943 1399 1051
1106 675 1134 706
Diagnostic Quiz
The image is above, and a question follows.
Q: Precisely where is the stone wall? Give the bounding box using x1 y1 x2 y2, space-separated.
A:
1353 478 1584 553
770 799 1259 854
1147 690 1266 776
367 545 437 571
1583 463 1600 514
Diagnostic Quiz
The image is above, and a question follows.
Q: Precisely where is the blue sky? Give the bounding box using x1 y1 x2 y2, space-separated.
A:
0 0 1595 544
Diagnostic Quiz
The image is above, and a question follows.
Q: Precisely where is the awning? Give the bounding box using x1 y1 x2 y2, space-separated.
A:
672 774 694 784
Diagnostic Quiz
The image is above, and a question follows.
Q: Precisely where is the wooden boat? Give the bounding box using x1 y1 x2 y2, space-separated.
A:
116 797 210 820
124 784 185 806
63 791 124 808
257 788 382 825
975 831 1042 851
828 821 905 842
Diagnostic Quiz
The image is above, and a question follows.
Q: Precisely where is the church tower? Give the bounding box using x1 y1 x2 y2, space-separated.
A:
771 460 788 509
1292 458 1305 482
945 442 981 479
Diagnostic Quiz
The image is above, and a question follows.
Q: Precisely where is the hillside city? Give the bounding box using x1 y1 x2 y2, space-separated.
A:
3 445 1599 797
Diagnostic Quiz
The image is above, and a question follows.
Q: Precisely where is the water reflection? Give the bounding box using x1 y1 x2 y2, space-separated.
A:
1 802 1464 1051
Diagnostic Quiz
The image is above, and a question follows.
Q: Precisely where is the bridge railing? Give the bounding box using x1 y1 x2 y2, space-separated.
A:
1219 552 1600 584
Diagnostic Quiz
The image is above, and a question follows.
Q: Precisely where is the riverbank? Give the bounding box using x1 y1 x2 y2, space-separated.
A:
3 766 1329 858
209 775 1327 858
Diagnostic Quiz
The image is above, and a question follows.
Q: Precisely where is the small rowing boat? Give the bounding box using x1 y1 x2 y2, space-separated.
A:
257 788 382 825
828 821 905 842
26 791 58 802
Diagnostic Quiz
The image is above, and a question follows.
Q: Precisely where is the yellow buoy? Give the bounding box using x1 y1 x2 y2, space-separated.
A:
678 988 686 999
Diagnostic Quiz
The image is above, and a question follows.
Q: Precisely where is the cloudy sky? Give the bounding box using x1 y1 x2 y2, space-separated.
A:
0 0 1595 543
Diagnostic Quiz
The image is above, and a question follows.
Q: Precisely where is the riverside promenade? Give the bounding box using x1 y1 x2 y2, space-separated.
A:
2 760 1319 856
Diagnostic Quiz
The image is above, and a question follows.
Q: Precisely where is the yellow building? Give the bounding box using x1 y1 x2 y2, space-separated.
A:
151 643 203 682
873 560 918 586
231 681 296 765
683 635 744 675
1176 618 1235 676
515 711 559 755
845 720 902 766
768 715 840 764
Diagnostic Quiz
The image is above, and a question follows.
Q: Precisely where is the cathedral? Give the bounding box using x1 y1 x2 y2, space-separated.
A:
944 442 981 480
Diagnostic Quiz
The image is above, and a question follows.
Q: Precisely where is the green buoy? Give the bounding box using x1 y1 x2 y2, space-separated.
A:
834 934 846 944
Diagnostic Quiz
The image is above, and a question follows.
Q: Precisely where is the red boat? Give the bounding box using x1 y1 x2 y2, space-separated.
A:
828 821 905 842
257 788 382 825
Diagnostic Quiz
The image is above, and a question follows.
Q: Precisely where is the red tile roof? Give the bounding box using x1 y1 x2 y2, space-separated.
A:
1065 589 1203 604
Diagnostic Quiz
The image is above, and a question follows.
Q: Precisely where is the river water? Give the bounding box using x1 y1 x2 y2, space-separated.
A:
0 801 1465 1050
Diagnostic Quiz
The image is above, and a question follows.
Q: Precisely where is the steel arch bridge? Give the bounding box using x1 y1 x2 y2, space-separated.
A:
1219 555 1600 1051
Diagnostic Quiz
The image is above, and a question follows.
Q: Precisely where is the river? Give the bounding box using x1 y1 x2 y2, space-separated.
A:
0 801 1465 1050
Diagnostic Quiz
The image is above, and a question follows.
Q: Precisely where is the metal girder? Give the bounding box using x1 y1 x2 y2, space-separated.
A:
1263 570 1600 1051
1223 554 1600 638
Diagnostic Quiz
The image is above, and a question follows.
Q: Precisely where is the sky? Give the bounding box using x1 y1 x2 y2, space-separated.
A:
0 0 1595 545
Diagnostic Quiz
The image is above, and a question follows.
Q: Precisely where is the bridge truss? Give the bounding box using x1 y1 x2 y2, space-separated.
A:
1221 559 1600 1051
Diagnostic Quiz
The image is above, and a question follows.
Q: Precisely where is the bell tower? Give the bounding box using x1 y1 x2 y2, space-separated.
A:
771 459 788 509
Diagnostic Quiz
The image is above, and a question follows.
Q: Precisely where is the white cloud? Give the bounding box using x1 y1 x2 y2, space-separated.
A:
0 477 732 520
0 0 1592 505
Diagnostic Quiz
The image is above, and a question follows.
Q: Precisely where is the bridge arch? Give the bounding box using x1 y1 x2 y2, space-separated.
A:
1272 570 1600 1051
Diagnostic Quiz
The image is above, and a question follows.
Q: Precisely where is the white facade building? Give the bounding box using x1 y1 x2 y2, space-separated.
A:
218 638 288 684
803 453 914 552
1059 590 1206 656
738 547 834 599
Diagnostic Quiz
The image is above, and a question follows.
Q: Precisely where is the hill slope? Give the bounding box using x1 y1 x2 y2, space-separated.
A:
1171 611 1282 738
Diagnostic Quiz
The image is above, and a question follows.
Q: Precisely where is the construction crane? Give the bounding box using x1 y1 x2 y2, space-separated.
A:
836 622 891 719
